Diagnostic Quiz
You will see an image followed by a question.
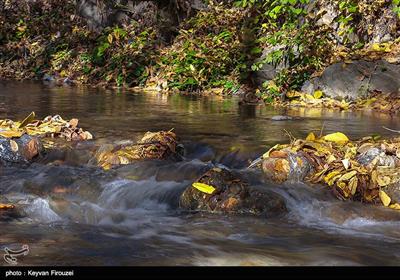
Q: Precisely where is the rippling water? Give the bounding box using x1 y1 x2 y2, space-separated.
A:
1 81 400 266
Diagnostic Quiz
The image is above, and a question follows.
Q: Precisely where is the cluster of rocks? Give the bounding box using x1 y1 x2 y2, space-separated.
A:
255 0 400 101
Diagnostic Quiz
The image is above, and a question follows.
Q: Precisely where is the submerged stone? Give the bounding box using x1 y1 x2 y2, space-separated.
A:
179 168 287 216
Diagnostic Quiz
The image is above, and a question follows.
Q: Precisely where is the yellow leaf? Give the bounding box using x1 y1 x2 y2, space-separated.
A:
349 176 358 195
313 90 323 99
286 91 302 99
0 130 24 138
324 170 341 186
377 175 391 187
192 182 216 194
379 190 391 207
389 203 400 210
18 111 35 128
327 154 337 164
305 94 315 100
305 132 316 141
323 132 349 145
339 170 357 181
107 33 113 44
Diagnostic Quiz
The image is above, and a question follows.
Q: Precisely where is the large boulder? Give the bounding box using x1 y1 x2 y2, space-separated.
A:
179 168 287 216
76 0 208 39
301 60 400 100
0 135 42 164
254 45 291 86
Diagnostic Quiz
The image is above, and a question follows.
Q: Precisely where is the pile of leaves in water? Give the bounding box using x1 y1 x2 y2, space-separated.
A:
261 131 400 210
94 130 178 170
280 90 400 114
0 112 93 141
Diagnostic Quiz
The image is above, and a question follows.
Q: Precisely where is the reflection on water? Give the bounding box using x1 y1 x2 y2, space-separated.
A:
1 81 400 266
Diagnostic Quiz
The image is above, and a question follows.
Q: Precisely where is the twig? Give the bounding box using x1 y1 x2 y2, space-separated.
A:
283 129 296 143
319 121 325 138
383 126 400 134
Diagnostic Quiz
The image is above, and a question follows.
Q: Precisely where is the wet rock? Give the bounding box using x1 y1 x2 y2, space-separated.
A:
302 60 400 100
270 115 301 121
179 168 287 216
0 135 42 164
262 152 312 183
0 196 23 221
93 131 182 169
385 183 400 204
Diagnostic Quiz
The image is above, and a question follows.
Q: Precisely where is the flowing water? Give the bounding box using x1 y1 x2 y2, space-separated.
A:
1 81 400 266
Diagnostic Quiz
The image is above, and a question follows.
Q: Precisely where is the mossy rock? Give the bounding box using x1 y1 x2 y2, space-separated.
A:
180 168 287 216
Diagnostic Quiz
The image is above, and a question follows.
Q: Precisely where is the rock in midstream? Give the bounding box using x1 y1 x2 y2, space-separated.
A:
0 135 42 164
179 168 287 216
91 131 183 169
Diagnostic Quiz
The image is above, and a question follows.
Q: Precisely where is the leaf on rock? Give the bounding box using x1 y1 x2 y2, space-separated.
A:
379 190 391 207
313 90 323 99
0 130 24 138
192 182 216 194
389 203 400 210
323 132 349 145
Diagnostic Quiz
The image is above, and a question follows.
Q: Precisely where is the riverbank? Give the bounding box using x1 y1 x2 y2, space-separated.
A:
1 1 399 113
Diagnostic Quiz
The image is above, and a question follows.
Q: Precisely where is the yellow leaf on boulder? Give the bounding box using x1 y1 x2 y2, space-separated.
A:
0 130 24 138
379 190 391 207
192 182 216 194
313 90 323 99
323 132 349 145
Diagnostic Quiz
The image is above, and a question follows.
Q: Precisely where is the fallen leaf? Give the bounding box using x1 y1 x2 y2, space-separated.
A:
379 190 391 206
192 182 216 194
306 132 316 141
10 140 18 152
342 158 350 169
313 90 323 99
389 203 400 210
323 132 349 145
0 130 24 138
18 111 36 128
0 203 15 210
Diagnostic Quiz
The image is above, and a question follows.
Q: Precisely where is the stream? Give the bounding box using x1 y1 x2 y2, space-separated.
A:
1 81 400 266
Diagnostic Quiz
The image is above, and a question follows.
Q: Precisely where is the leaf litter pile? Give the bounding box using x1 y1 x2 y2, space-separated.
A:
259 131 400 210
93 130 179 170
0 112 93 141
